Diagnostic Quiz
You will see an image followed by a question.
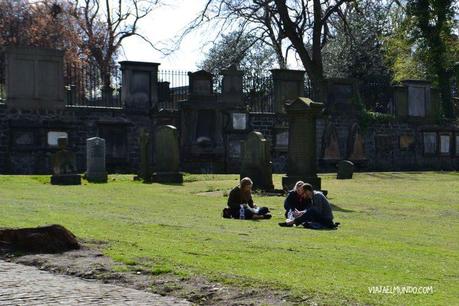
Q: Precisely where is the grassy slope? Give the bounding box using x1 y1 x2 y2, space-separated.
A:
0 172 458 305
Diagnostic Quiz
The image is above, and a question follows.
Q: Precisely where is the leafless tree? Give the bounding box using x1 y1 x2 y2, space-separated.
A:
178 0 290 69
273 0 352 97
72 0 160 90
185 0 353 97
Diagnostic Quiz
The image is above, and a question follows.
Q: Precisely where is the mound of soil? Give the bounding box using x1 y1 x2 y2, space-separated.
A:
0 224 80 254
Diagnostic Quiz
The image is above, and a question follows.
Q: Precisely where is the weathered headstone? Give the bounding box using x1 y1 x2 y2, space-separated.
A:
138 128 152 182
50 137 81 185
240 131 274 191
282 97 324 190
348 123 366 161
322 123 341 160
152 125 183 183
86 137 107 183
337 160 354 179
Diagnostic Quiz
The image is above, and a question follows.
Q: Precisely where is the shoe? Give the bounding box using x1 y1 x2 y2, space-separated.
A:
263 214 272 219
278 222 293 227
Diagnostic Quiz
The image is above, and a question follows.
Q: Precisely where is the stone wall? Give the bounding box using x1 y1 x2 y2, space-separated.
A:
0 105 151 174
316 116 459 172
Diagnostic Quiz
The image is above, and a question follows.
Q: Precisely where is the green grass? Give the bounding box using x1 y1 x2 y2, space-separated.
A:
1 172 458 305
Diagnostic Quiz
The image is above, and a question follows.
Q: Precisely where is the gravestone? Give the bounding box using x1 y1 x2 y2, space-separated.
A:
86 137 107 183
337 160 354 179
348 123 367 161
152 125 183 183
138 128 152 182
322 123 341 160
50 137 81 185
240 131 274 191
282 97 324 190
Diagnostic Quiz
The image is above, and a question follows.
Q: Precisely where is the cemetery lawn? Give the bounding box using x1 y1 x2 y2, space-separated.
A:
1 172 458 305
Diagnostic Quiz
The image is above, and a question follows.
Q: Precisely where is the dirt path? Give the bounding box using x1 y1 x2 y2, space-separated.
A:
0 260 189 306
1 244 298 305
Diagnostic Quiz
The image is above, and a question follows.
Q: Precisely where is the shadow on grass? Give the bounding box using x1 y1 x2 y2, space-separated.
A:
330 203 354 213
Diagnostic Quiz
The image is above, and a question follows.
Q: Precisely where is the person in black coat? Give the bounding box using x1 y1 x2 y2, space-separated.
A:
223 177 271 220
280 183 338 229
283 181 311 218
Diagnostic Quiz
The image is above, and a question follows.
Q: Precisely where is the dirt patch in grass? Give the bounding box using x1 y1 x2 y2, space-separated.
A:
1 240 301 305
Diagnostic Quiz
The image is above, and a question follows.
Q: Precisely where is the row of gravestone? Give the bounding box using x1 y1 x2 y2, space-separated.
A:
50 137 108 185
50 125 184 185
49 98 355 186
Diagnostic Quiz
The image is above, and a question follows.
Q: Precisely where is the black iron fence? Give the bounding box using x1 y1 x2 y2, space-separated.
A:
243 75 274 113
64 63 122 108
157 70 189 110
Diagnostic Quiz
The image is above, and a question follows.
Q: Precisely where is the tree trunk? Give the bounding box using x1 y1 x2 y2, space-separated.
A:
438 70 454 119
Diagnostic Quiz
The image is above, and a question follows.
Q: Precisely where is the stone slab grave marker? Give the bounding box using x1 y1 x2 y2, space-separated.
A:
348 123 367 162
50 137 81 185
322 123 341 160
282 97 324 191
86 137 107 183
152 125 183 183
337 160 354 179
137 128 152 182
240 131 274 191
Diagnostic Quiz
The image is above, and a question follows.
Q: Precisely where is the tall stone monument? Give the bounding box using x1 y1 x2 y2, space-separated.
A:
151 125 183 183
50 137 81 185
282 97 324 190
5 47 65 110
271 69 305 113
86 137 107 183
240 131 274 191
119 61 160 113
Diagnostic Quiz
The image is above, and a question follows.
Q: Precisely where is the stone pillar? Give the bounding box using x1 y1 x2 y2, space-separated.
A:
188 70 213 101
119 61 160 113
86 137 107 183
282 97 324 190
271 69 305 114
5 47 65 110
220 66 243 105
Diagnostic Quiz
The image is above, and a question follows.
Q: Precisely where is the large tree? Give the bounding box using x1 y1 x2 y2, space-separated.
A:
199 31 276 77
182 0 290 69
323 0 392 82
72 0 159 91
406 0 458 119
0 0 84 65
273 0 351 98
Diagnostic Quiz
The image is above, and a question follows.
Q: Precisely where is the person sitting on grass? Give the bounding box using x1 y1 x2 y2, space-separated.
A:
222 177 272 220
279 183 339 229
283 181 311 218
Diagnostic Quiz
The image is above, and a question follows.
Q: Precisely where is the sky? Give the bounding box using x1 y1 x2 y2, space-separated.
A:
119 0 211 71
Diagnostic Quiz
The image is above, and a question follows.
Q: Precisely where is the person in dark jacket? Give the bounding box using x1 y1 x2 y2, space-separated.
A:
279 183 337 229
283 181 312 218
223 177 272 220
